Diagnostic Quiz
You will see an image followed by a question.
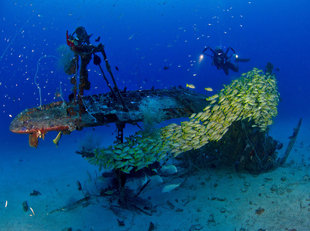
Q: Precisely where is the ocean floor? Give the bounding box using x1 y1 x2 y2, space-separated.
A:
0 118 309 231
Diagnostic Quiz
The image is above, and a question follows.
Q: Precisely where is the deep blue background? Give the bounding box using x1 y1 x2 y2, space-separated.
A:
1 0 309 146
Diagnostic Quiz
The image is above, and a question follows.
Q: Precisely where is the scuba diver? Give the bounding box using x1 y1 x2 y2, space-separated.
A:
66 26 127 112
66 26 95 96
201 46 250 75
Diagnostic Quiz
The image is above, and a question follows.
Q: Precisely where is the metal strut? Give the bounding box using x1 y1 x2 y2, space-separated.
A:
100 47 128 112
97 63 118 100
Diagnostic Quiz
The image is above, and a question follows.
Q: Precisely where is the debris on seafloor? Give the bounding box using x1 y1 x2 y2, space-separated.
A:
277 118 303 166
255 207 265 215
189 224 204 231
22 201 29 212
61 228 73 231
30 190 41 196
207 214 216 224
210 197 226 202
48 196 91 214
166 200 175 209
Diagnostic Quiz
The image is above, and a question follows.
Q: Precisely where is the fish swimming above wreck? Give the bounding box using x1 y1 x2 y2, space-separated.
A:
9 87 207 147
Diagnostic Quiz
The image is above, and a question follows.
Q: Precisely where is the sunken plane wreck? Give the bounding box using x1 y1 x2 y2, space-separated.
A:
9 87 207 147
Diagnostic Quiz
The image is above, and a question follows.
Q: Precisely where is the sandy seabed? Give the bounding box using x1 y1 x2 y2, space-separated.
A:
0 118 309 231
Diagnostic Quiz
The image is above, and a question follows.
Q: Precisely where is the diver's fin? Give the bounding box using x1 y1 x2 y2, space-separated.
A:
236 58 250 63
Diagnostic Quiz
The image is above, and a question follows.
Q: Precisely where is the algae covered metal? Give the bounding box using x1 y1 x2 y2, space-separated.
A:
10 87 207 147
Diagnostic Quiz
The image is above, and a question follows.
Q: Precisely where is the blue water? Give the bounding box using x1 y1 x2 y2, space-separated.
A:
0 0 310 229
1 1 309 125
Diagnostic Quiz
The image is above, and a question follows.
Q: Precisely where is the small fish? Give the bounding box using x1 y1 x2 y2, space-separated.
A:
163 66 169 70
29 207 35 216
186 83 195 89
53 131 62 146
161 165 178 175
104 190 115 195
205 87 213 92
95 36 100 42
115 66 119 71
162 183 181 193
76 180 82 191
128 33 135 40
151 175 163 184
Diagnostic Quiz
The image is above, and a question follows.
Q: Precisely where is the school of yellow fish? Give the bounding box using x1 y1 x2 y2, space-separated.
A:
161 68 279 155
87 68 279 173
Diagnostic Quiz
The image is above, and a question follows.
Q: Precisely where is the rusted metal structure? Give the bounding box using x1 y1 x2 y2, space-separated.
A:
10 87 207 147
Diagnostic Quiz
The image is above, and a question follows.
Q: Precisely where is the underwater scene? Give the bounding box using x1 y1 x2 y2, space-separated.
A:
1 0 310 230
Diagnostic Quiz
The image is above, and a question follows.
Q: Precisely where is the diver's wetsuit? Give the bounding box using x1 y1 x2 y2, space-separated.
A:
67 26 94 95
202 47 239 75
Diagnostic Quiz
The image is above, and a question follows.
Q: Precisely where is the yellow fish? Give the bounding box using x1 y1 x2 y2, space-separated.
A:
205 87 213 92
53 131 62 146
186 83 195 89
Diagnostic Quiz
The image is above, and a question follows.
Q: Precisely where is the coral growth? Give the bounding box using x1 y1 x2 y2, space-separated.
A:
139 96 176 133
57 44 76 75
179 120 282 174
